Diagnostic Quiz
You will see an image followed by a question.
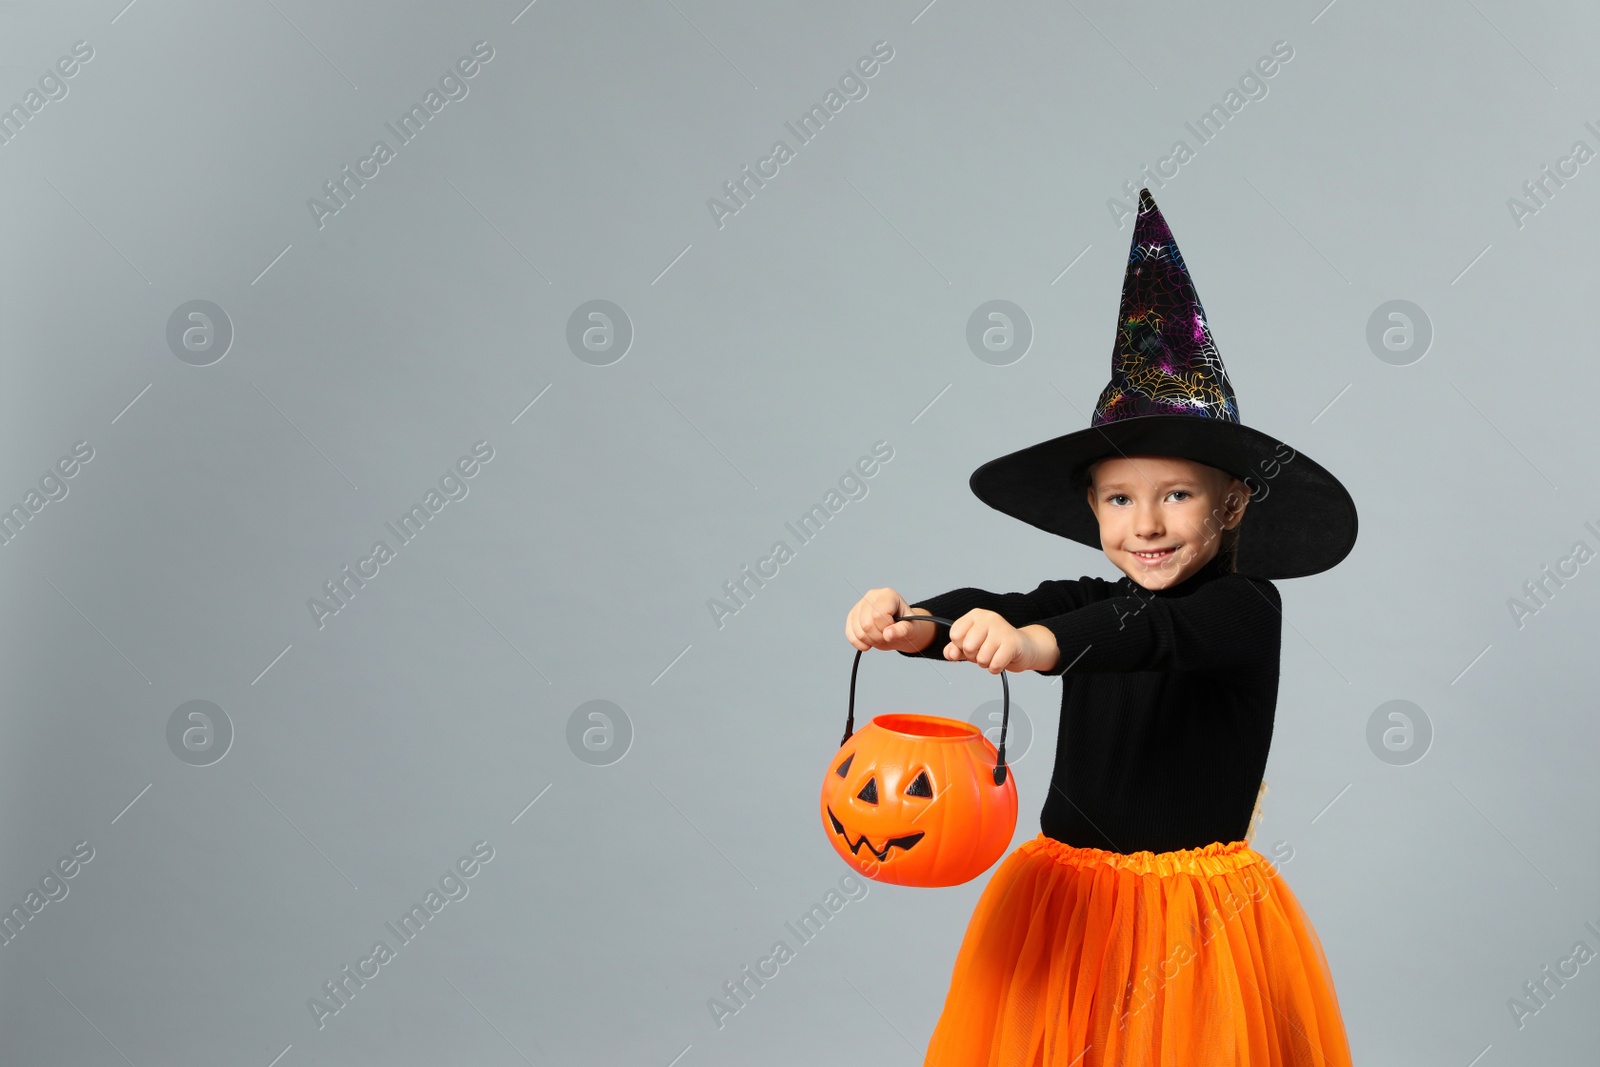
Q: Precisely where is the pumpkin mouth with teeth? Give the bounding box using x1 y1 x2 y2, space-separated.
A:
825 805 925 862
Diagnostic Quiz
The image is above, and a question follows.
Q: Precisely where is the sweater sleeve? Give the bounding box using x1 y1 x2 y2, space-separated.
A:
897 577 1117 662
1031 574 1282 675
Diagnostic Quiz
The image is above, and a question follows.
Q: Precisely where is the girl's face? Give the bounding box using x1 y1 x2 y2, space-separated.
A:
1084 454 1249 591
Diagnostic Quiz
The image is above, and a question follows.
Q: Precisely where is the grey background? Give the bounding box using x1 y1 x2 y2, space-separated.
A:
1 0 1596 1063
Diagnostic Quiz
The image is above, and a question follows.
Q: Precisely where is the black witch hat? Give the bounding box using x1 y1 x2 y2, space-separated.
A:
968 189 1357 579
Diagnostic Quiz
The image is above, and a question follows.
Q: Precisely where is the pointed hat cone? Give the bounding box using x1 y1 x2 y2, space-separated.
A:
1093 188 1238 427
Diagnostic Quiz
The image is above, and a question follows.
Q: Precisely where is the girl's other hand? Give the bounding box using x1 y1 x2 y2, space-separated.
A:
941 610 1057 675
845 588 937 653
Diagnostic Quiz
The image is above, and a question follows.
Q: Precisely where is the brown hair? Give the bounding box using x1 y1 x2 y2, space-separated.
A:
1079 458 1244 574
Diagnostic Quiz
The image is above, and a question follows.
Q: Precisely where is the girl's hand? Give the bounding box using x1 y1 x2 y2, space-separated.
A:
940 610 1058 674
845 588 938 653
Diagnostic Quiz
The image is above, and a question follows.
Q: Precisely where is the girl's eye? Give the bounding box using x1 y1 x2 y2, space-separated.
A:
1169 490 1191 501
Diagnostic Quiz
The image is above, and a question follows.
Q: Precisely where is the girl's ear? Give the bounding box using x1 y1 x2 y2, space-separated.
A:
1213 478 1250 530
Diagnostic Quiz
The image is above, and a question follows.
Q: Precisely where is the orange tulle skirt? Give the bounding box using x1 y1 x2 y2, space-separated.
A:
923 834 1353 1066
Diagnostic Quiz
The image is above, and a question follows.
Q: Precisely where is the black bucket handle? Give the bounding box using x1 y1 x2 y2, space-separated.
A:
841 614 1010 786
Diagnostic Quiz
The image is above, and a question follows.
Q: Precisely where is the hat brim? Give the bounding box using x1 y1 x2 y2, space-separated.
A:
967 415 1358 580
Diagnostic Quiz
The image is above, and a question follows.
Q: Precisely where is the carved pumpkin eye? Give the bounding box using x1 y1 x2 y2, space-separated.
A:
834 753 853 778
856 777 878 804
905 770 933 798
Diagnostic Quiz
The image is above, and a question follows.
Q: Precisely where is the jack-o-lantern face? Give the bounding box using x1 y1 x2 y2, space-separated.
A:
820 713 1017 887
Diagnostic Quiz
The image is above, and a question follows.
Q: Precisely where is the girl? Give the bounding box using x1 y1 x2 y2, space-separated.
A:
844 190 1357 1065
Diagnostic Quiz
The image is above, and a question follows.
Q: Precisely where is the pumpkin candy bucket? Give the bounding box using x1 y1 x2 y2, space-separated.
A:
821 614 1019 887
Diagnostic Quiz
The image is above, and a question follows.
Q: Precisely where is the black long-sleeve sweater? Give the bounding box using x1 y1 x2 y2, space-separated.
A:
899 552 1282 854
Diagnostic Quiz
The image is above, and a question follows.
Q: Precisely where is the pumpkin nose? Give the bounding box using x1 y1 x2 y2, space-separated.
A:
856 777 878 804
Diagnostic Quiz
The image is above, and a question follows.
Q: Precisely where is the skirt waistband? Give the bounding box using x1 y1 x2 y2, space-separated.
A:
1022 832 1263 877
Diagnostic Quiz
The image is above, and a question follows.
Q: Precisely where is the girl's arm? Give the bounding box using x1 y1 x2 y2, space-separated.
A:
1028 574 1282 674
896 577 1118 661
